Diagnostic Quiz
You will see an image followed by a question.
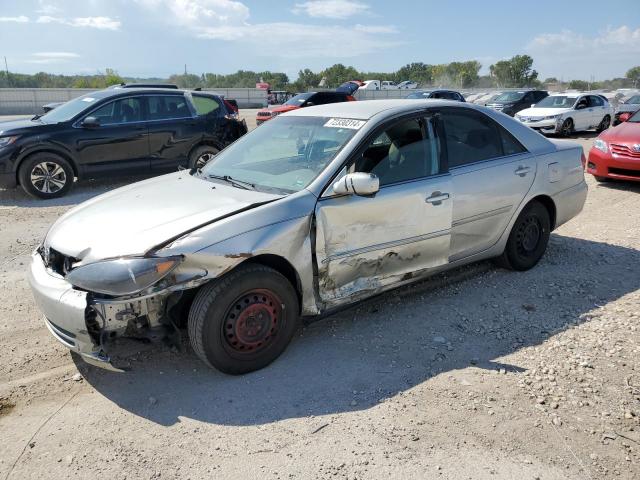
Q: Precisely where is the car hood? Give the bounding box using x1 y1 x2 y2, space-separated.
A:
45 171 282 263
617 103 640 113
602 121 640 144
0 119 48 135
517 107 570 117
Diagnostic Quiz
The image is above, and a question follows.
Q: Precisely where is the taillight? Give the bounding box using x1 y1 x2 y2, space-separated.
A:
347 95 356 101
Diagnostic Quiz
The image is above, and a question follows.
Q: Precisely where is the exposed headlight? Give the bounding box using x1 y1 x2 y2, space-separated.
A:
0 136 19 148
515 114 522 120
593 139 608 153
544 114 562 120
66 256 182 296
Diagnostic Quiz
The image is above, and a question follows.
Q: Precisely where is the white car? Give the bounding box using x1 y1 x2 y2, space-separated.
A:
397 80 418 89
515 93 613 136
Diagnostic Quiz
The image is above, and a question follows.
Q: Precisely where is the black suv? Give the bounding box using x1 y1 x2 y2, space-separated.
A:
486 90 548 116
0 88 247 198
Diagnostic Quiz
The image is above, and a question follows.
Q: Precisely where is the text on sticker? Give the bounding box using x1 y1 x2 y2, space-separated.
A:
324 118 366 130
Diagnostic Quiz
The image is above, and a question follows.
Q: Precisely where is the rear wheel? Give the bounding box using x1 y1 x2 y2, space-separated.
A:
596 115 611 133
495 201 551 271
18 152 74 199
189 145 219 170
188 265 299 375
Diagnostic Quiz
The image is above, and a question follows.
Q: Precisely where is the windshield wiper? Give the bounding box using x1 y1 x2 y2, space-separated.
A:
207 174 255 190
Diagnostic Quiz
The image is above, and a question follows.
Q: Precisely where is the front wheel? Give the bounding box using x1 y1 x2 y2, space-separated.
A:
188 265 300 375
18 152 74 199
189 145 220 170
495 201 551 271
559 118 574 137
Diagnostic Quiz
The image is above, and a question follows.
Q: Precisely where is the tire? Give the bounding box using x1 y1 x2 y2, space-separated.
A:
596 115 611 133
559 118 574 137
18 152 74 199
495 201 551 271
188 145 220 170
188 264 300 375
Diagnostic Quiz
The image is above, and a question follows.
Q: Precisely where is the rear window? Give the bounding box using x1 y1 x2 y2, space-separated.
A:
191 95 222 116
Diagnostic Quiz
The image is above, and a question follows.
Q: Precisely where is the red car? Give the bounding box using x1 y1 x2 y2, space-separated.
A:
587 109 640 182
256 91 355 125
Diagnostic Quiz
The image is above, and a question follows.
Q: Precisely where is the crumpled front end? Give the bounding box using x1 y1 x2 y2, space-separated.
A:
28 249 178 371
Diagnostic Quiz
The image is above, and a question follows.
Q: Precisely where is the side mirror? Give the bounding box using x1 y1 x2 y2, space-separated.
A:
531 104 535 108
332 172 379 196
81 116 100 128
304 101 315 107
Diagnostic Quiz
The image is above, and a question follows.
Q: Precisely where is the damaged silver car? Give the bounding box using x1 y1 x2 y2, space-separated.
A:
28 100 588 374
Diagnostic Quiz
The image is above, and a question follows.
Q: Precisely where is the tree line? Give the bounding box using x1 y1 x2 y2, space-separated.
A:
1 57 639 92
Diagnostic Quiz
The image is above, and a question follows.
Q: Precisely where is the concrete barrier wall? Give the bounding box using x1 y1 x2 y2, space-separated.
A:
0 88 267 114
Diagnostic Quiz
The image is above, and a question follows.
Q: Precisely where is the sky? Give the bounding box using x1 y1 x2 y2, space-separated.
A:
0 0 639 81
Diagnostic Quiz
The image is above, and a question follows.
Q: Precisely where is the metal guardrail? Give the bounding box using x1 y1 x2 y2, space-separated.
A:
0 88 268 114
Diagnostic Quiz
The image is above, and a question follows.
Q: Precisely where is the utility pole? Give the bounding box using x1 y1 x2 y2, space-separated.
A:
3 56 10 86
184 64 187 75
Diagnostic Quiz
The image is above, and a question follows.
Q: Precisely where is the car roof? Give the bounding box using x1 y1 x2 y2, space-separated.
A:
284 99 475 120
86 88 220 100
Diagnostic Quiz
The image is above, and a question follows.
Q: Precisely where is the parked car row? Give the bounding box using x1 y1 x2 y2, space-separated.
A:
255 91 355 125
0 86 248 198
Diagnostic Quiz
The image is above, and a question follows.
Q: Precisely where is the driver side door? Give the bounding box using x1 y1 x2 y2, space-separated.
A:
75 96 150 175
314 114 452 307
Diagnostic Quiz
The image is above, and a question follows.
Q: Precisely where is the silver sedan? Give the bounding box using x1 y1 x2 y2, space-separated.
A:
28 100 588 374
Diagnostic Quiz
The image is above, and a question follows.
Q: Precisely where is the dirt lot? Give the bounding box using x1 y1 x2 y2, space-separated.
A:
0 115 639 479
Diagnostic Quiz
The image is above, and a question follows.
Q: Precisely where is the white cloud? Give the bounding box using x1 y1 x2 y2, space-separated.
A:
136 0 398 58
526 26 640 79
36 15 121 30
33 52 80 58
26 51 80 64
0 16 29 23
292 0 369 19
354 24 396 34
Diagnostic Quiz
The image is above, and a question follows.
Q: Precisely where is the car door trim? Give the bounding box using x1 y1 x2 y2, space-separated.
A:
452 205 513 227
322 228 451 263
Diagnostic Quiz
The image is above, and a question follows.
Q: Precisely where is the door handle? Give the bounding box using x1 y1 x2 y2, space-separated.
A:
514 166 531 177
425 192 450 205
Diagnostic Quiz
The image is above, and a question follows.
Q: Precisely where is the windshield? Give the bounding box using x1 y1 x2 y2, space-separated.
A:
200 116 361 194
628 110 640 122
534 96 577 108
492 91 525 103
40 95 99 123
624 95 640 104
284 93 313 106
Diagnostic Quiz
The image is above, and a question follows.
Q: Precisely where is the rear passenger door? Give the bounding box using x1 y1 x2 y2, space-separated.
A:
587 95 606 128
440 107 535 261
146 94 198 171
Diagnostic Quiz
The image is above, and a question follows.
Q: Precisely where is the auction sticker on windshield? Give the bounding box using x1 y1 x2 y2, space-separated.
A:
324 118 366 130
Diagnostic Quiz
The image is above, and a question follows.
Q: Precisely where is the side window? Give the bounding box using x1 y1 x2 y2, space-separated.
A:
536 92 548 102
588 96 603 107
90 97 143 125
310 93 330 105
350 117 440 186
191 95 222 116
441 109 525 168
576 97 588 109
523 92 534 103
148 95 192 120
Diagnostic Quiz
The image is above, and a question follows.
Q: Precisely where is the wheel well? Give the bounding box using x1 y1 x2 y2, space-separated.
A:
16 149 79 185
244 254 303 311
530 195 556 230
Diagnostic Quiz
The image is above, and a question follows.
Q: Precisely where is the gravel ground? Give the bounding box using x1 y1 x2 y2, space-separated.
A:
0 118 639 479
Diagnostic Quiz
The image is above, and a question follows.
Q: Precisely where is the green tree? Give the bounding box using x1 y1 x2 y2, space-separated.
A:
568 80 589 91
319 64 360 88
490 55 538 87
626 66 640 86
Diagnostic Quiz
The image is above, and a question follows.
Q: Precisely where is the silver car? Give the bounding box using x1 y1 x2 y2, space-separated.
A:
27 100 588 374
